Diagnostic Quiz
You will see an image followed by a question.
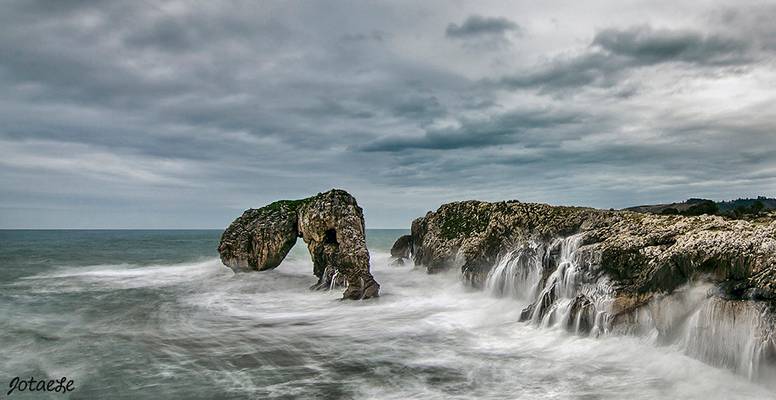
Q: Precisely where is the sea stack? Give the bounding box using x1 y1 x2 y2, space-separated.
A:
218 189 379 300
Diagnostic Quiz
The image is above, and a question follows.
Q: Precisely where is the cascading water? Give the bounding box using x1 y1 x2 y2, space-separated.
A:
682 297 770 379
484 234 776 385
485 234 613 335
329 271 339 290
529 235 584 329
484 241 544 301
648 286 776 382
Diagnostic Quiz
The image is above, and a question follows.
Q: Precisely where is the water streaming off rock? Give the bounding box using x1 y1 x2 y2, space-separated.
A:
0 230 773 399
483 233 776 386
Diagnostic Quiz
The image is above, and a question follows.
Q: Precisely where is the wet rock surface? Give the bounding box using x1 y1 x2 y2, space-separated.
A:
218 189 379 299
401 200 776 380
407 200 776 300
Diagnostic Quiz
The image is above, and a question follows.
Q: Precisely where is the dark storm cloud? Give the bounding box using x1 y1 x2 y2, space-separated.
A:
593 26 749 65
446 15 520 39
500 25 753 92
0 0 460 154
499 53 621 92
1 0 775 228
366 107 776 201
360 108 584 151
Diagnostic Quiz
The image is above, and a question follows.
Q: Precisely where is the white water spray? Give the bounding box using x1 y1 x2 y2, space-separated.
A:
484 241 544 301
485 234 613 335
483 234 776 384
647 287 776 382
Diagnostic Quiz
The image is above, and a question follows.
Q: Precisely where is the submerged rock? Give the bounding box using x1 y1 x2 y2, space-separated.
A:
218 189 379 300
405 199 776 381
389 234 413 266
391 234 413 258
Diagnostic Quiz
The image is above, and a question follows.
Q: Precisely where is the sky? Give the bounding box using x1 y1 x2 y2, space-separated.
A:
1 0 775 228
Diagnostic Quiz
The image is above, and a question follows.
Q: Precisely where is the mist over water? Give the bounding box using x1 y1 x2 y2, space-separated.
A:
0 230 773 399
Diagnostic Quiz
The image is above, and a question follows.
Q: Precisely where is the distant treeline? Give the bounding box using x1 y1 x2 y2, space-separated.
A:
627 196 775 218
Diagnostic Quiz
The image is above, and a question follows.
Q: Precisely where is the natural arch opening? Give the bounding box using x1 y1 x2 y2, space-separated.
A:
218 189 380 299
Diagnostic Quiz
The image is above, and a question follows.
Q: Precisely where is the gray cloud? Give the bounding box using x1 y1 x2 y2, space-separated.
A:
499 25 754 92
710 4 776 51
341 31 387 42
361 108 584 151
593 26 749 65
446 15 520 39
499 53 622 92
0 1 775 228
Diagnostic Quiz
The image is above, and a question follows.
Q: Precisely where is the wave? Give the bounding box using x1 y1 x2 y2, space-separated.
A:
2 244 773 399
16 258 228 291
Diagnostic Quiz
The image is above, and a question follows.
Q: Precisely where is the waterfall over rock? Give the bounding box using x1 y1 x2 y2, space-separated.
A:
401 199 776 383
652 287 776 381
480 233 776 384
484 241 544 301
485 234 615 336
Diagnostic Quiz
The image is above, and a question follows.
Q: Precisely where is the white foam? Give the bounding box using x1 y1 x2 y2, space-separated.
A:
482 233 776 387
6 246 773 398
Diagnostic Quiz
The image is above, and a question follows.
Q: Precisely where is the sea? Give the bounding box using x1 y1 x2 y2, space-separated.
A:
0 229 773 399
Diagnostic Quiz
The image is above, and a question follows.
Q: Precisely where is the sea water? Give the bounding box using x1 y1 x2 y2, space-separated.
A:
0 230 773 399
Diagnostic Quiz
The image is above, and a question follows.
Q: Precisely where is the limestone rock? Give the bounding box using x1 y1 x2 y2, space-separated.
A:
406 200 776 379
411 200 595 277
218 202 300 272
409 200 776 300
218 189 380 299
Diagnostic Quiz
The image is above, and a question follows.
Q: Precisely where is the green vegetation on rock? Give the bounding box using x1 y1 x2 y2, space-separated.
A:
439 208 491 239
265 197 313 213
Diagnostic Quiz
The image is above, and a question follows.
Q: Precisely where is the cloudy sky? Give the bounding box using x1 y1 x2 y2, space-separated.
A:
2 0 775 228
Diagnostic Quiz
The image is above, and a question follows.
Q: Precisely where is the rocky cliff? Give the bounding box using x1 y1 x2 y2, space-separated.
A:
399 200 776 381
218 189 379 299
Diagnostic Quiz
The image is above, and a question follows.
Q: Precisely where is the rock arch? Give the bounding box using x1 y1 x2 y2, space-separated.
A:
218 189 380 299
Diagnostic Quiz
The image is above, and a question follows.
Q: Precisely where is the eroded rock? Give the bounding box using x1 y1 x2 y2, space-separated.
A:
218 189 379 299
218 201 301 272
409 200 776 300
406 199 776 381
